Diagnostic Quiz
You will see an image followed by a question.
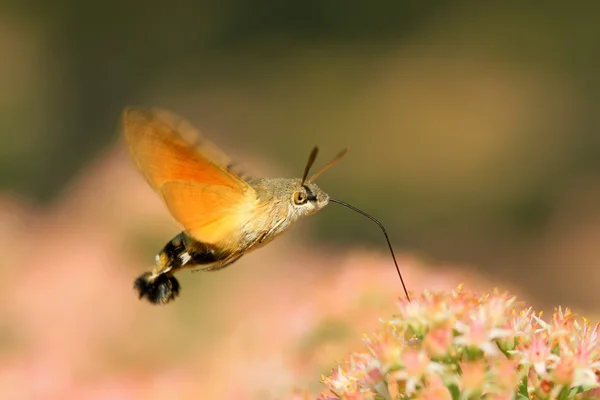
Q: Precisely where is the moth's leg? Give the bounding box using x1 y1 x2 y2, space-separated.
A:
262 219 285 243
200 254 244 272
133 232 224 305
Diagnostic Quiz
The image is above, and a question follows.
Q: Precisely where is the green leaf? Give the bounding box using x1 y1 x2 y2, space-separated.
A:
518 376 529 397
567 386 587 397
448 384 460 400
552 345 561 356
557 386 571 400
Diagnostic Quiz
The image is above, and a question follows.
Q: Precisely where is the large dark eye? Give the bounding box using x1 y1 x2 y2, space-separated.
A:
293 191 308 205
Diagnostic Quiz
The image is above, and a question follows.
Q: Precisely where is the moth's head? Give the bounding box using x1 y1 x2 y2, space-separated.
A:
251 147 346 221
288 179 329 216
287 146 347 217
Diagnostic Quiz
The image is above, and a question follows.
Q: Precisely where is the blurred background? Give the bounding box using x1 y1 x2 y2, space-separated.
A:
2 2 600 399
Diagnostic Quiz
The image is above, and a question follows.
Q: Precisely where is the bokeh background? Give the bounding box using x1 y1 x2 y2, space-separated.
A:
2 2 600 399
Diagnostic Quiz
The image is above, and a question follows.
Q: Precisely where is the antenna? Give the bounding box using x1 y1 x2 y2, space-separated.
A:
329 198 411 301
301 147 319 185
308 148 348 183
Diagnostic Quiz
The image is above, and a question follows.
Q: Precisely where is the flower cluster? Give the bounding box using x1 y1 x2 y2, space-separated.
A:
317 286 600 399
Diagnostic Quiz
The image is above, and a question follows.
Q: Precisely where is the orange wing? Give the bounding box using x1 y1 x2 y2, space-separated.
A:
122 107 257 245
161 182 257 244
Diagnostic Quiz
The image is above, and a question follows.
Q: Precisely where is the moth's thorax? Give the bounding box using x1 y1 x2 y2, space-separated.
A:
244 177 329 245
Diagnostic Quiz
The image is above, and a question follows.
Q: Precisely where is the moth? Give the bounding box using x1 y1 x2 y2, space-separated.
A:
122 108 409 305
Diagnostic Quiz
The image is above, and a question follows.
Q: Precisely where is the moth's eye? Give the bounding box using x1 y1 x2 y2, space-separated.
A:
293 191 308 205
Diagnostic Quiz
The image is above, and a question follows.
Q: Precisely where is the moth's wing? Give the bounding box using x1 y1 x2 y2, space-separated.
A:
122 107 257 244
161 181 257 245
148 108 252 180
122 107 249 191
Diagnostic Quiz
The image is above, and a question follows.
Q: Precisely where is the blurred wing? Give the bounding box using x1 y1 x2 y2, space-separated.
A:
161 182 257 244
122 107 257 244
122 107 249 190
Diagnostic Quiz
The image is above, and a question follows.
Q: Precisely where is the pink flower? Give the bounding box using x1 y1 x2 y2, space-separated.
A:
459 360 487 397
455 309 509 356
363 329 402 371
413 374 452 400
422 324 453 358
490 357 521 393
322 366 360 396
518 332 557 376
390 348 443 395
299 286 600 399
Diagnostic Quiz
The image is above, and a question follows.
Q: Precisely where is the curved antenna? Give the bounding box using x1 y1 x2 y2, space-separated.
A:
301 147 319 185
308 147 349 183
329 198 411 301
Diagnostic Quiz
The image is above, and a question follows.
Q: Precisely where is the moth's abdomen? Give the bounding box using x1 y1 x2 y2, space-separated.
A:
134 232 229 305
134 273 180 305
160 232 225 269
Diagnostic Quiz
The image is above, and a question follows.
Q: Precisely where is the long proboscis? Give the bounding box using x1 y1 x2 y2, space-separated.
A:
329 198 411 301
